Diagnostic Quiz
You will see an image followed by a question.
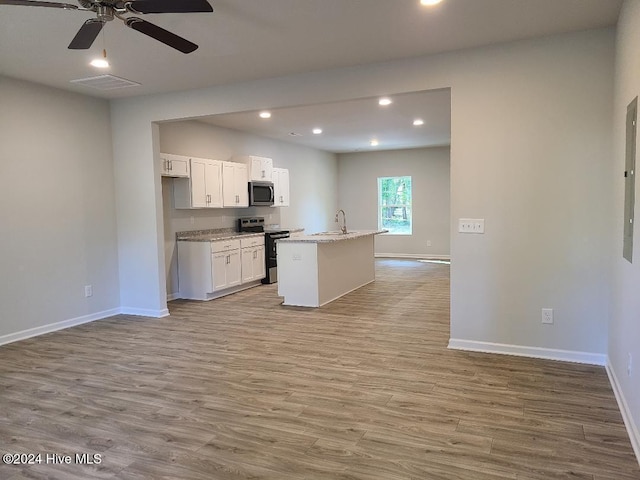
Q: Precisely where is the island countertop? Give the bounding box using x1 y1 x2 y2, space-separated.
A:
277 229 386 243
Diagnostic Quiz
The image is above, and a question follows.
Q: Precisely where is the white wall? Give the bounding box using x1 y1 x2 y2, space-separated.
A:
158 120 338 297
0 76 120 341
610 0 640 460
110 28 614 360
337 147 450 258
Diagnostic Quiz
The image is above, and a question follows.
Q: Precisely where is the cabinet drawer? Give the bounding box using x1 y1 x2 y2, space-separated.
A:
240 236 265 249
211 239 240 253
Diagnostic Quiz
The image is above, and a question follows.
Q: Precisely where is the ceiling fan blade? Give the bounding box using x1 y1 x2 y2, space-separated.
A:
125 17 198 53
126 0 212 14
68 19 104 50
0 0 77 9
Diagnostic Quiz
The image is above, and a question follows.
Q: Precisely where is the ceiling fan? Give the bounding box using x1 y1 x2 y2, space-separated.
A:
0 0 213 53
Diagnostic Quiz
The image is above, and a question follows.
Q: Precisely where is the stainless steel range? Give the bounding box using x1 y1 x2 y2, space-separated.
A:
238 217 289 284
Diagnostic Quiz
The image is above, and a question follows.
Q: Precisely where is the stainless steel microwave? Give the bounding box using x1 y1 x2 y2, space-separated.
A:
248 181 274 206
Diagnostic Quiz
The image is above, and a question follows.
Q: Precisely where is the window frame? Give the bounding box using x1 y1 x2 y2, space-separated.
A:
377 175 413 236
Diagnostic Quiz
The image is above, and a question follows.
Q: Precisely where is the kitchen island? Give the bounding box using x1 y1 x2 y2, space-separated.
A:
277 230 386 307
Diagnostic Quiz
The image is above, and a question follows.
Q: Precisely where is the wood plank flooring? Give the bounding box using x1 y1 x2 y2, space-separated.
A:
0 259 638 479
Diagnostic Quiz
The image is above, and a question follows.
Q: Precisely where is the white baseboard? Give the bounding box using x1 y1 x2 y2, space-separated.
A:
167 292 180 301
119 307 170 318
0 308 121 347
448 338 607 366
606 358 640 467
0 305 170 348
375 253 451 260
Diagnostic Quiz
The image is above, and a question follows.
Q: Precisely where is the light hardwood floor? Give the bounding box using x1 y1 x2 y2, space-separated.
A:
0 259 638 479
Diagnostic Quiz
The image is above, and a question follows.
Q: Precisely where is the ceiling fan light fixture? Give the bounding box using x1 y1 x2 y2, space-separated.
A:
90 48 109 68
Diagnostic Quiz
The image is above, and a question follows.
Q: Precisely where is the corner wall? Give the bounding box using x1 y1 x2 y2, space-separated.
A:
0 76 120 343
609 0 640 461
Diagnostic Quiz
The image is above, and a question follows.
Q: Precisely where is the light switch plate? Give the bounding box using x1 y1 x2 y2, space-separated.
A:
458 218 485 234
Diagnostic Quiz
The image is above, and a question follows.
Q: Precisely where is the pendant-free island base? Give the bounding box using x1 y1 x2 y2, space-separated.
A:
277 230 386 307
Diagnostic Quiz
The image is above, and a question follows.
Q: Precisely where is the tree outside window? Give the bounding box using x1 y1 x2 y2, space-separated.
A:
378 176 412 235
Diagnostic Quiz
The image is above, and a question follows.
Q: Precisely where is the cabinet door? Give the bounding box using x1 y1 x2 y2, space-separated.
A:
273 168 290 207
260 157 273 182
190 158 209 208
159 154 171 176
223 163 249 207
211 252 228 291
160 154 190 178
170 156 190 177
235 163 249 207
227 250 242 287
254 245 266 280
205 160 223 208
241 247 254 283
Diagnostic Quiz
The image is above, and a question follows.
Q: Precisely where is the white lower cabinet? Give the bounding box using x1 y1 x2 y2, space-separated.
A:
241 245 265 283
212 250 241 291
177 235 265 300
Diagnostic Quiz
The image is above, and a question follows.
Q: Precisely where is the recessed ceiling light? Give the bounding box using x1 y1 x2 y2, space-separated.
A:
420 0 443 6
378 97 392 106
312 128 323 135
259 111 272 119
370 139 379 147
413 119 425 126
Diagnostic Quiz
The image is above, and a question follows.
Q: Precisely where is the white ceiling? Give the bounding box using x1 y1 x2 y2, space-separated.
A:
0 0 622 153
195 88 452 153
0 0 622 99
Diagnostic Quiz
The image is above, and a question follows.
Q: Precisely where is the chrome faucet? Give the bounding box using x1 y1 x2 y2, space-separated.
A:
335 209 347 234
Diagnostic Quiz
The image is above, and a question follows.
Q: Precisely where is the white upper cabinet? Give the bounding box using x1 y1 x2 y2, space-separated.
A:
174 157 223 209
222 161 249 207
273 167 290 207
159 153 190 178
234 155 273 182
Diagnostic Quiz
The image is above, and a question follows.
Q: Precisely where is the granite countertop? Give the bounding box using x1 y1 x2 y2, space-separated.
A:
177 226 305 242
176 228 264 242
278 229 387 243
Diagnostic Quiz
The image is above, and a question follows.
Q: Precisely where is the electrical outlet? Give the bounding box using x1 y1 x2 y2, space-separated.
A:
541 308 553 324
84 285 93 298
427 240 432 247
628 353 633 376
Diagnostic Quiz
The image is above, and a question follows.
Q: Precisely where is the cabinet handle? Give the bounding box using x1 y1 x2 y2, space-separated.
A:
253 250 257 259
163 159 168 172
207 194 211 204
262 169 265 178
168 160 173 171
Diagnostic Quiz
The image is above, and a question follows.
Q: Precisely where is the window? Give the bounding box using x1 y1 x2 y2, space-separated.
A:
378 176 412 235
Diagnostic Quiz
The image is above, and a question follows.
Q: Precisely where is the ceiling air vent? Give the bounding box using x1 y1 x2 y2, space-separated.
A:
70 74 140 91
